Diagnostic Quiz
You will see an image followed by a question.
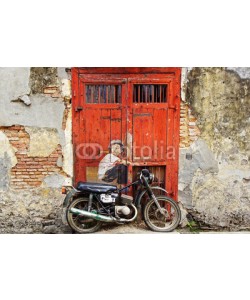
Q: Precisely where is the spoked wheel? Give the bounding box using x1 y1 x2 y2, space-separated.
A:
66 197 102 233
143 196 181 232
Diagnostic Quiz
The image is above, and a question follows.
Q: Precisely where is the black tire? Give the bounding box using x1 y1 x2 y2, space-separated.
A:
66 197 102 233
143 196 181 232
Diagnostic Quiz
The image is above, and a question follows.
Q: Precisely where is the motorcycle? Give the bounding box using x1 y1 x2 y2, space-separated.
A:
62 169 181 233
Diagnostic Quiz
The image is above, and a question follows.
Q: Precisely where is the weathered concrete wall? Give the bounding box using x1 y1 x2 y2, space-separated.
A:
0 67 73 233
179 67 250 229
0 188 70 233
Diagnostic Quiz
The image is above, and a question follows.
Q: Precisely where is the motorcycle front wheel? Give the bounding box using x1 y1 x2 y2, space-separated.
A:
143 196 181 232
66 197 102 233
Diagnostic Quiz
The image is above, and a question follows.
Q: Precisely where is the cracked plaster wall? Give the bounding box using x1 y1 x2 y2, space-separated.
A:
0 67 72 178
180 67 250 229
0 67 73 233
0 131 17 190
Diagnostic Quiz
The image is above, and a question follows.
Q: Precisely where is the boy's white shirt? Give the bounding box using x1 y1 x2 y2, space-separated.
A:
98 154 120 180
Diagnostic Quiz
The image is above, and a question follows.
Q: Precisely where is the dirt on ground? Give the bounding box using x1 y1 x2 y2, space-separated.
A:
96 221 191 234
95 222 250 234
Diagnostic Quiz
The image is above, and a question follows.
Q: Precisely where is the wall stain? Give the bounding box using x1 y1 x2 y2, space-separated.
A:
30 67 59 94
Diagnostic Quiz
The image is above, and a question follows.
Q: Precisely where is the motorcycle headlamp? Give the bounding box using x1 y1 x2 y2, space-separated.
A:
140 169 154 184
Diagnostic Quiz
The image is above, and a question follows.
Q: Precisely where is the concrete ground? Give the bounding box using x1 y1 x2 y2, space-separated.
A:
97 222 161 234
95 222 250 234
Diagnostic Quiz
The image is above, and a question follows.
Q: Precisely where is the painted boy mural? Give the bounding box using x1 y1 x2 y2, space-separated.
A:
98 140 128 185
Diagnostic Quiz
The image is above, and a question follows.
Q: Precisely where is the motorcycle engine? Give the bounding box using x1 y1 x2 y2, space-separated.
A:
115 204 137 219
116 205 131 216
99 193 135 220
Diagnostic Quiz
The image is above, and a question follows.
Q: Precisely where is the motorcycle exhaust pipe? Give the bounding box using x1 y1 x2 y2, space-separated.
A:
69 205 138 223
69 208 115 222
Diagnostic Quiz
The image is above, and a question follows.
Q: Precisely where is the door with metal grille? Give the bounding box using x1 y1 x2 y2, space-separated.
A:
72 68 180 200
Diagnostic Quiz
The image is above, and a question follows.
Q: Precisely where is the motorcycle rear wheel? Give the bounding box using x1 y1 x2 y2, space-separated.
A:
143 196 181 232
66 197 102 233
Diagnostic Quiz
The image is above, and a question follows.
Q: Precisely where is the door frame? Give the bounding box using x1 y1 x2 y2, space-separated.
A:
71 67 181 200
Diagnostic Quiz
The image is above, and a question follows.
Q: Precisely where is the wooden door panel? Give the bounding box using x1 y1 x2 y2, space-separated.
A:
132 108 154 161
72 68 181 200
152 108 167 161
132 107 168 162
110 109 122 142
100 109 112 151
83 108 123 160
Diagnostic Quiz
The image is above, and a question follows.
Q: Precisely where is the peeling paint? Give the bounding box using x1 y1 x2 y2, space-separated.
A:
0 131 17 190
61 79 72 99
18 95 31 106
1 94 65 130
226 67 250 79
180 67 250 228
0 131 17 167
0 68 30 102
43 173 67 188
30 67 58 94
62 108 73 177
25 127 60 157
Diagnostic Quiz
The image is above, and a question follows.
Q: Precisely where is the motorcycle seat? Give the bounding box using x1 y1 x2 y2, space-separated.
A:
76 181 117 193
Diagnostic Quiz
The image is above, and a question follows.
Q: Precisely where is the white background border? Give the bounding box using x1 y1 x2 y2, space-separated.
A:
0 1 250 300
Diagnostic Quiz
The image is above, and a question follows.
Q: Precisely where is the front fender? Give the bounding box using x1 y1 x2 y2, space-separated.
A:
135 186 168 207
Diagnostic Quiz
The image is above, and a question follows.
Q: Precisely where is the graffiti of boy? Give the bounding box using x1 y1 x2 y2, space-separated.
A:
98 140 128 184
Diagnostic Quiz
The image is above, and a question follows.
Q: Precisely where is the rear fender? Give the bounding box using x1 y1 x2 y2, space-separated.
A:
63 189 78 207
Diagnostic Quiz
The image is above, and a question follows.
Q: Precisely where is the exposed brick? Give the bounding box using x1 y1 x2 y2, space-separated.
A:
26 169 40 172
17 151 28 155
23 178 40 182
30 165 43 169
44 87 58 94
12 169 27 172
179 102 200 148
49 154 60 158
18 132 28 138
28 182 41 186
15 165 27 169
12 126 22 130
20 157 33 161
11 179 24 182
48 168 61 172
5 125 63 189
8 137 19 141
34 158 47 162
44 163 57 166
19 175 30 179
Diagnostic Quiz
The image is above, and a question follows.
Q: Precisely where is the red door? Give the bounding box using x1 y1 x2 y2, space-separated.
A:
72 68 180 200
